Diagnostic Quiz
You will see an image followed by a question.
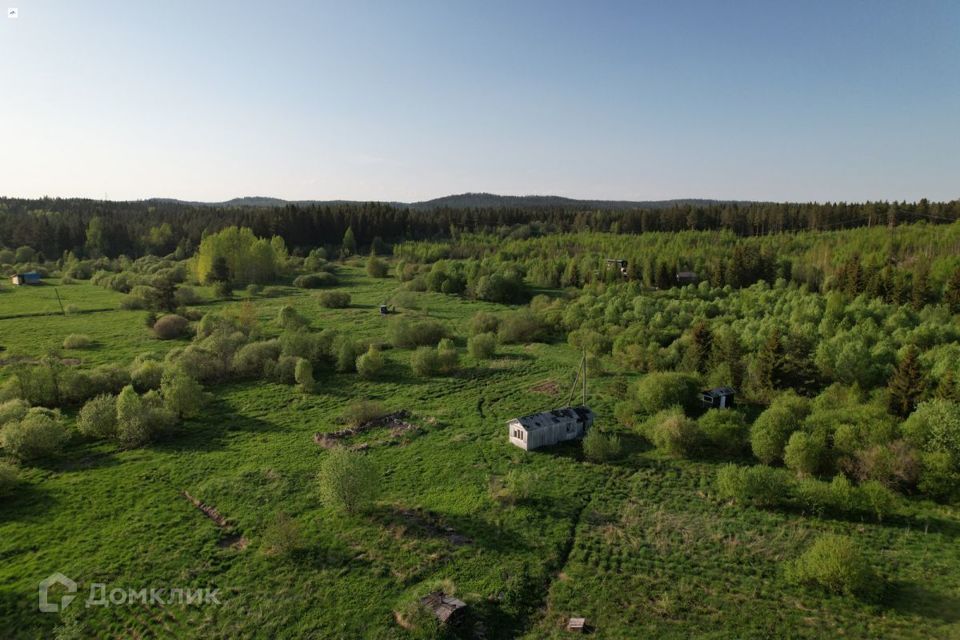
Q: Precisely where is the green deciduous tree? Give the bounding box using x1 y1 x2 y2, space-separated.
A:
317 447 379 514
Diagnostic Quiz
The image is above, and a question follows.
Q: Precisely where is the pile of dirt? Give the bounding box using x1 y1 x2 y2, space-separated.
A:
530 379 560 395
314 410 418 449
182 490 231 527
394 507 473 547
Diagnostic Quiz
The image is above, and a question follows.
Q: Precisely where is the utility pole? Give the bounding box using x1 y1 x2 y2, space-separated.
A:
54 288 66 316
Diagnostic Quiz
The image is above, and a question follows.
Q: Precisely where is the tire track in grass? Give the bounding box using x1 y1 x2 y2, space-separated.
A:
522 468 622 636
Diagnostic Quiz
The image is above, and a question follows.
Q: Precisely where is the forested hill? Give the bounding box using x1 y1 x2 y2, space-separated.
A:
0 195 958 260
144 193 724 210
410 193 725 210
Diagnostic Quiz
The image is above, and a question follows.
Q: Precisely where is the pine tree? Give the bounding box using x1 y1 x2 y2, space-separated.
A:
753 328 784 393
683 321 712 374
887 346 926 417
911 264 932 310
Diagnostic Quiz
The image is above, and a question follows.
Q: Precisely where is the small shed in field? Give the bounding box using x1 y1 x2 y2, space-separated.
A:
508 406 595 451
419 592 467 625
700 386 735 409
10 272 41 286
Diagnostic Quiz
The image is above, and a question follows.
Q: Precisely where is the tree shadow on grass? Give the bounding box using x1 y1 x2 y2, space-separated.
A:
153 405 278 454
366 503 527 554
0 481 57 525
883 580 960 623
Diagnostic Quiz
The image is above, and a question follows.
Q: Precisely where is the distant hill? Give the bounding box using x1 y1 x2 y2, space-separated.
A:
408 193 725 210
145 192 732 210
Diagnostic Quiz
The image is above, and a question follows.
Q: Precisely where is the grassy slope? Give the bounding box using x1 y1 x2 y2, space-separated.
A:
0 268 959 639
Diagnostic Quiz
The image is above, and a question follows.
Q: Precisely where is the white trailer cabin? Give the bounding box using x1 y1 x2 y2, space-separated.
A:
508 406 595 451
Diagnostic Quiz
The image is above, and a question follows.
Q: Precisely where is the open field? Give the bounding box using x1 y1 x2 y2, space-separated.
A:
1 261 960 639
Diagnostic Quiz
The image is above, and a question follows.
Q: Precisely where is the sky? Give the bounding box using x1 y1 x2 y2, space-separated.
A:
1 0 958 203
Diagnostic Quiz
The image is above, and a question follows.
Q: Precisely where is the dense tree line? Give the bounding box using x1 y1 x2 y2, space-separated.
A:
1 197 958 261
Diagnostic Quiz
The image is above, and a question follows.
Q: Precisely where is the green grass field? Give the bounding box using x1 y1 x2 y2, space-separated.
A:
1 267 959 639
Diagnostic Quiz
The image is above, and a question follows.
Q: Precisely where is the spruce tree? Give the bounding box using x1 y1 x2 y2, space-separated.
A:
887 346 926 417
944 268 960 313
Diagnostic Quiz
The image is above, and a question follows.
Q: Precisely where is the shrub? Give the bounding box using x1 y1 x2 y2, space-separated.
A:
783 431 826 477
341 400 388 426
715 464 791 508
750 393 811 464
165 345 224 383
388 318 449 348
115 385 173 448
918 451 960 501
293 272 337 289
277 305 308 330
232 340 281 377
0 461 18 497
356 345 386 380
716 464 747 501
76 394 118 438
468 332 497 360
152 314 190 340
62 334 93 350
262 286 285 298
650 411 702 457
294 358 315 393
366 255 389 278
245 283 262 297
63 304 81 315
902 399 960 464
1 409 68 461
174 286 201 306
411 347 442 376
56 368 97 406
469 311 500 336
213 280 233 298
317 291 351 308
160 368 204 418
260 511 304 556
317 447 380 514
334 338 360 373
852 440 920 488
269 355 300 384
436 339 458 374
858 480 897 522
88 364 131 395
633 372 701 414
583 428 622 462
119 294 146 310
698 409 749 455
497 310 546 344
130 358 164 392
787 534 880 599
0 399 29 427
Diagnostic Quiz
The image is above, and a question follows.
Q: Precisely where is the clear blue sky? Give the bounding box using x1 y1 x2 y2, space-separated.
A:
2 1 958 202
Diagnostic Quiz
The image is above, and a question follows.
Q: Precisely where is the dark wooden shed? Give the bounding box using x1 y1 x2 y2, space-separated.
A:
419 591 467 625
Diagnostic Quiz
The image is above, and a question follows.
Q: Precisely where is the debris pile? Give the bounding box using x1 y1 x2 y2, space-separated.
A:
313 410 419 449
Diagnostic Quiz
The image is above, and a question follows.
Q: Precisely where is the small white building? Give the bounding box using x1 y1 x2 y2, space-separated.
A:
508 406 595 451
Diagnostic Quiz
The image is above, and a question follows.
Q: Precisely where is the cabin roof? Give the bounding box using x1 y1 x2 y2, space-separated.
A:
511 406 594 431
703 386 736 397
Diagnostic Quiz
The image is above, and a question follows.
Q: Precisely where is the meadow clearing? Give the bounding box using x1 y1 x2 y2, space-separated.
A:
1 262 958 639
